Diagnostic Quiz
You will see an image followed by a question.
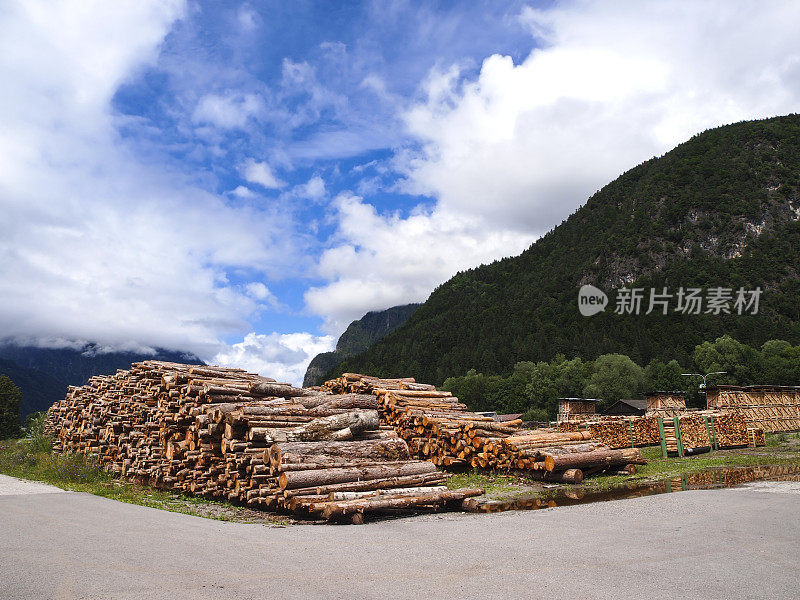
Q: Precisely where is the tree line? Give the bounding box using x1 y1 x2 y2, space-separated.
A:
440 335 800 421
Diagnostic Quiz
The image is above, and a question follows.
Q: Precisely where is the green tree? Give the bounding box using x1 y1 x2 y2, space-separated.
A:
760 339 800 385
0 375 22 439
583 354 646 406
693 335 761 385
645 359 687 392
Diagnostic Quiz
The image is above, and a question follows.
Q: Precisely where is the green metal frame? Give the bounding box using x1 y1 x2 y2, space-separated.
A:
673 416 685 458
702 416 717 451
710 415 719 450
658 418 668 458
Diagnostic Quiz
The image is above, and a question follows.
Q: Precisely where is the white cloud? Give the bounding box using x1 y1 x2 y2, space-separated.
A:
241 158 285 189
305 193 534 334
237 4 260 32
230 185 255 198
398 0 800 230
244 282 272 300
306 0 800 332
0 0 301 358
295 175 326 201
192 91 265 129
212 332 335 386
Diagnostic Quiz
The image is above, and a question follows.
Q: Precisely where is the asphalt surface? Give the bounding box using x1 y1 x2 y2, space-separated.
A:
1 475 798 600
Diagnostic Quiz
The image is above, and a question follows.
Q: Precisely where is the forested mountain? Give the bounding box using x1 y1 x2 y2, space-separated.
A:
303 304 419 386
331 115 800 385
0 344 202 417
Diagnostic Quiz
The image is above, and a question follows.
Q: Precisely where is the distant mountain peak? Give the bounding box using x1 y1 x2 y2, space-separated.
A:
303 304 420 387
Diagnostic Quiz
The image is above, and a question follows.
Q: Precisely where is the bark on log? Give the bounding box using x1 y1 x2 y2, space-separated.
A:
544 447 645 472
318 487 483 519
248 382 319 397
270 438 410 464
279 461 438 490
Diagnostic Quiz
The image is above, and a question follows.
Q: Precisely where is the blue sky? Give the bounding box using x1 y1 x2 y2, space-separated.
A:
2 1 799 383
110 0 540 338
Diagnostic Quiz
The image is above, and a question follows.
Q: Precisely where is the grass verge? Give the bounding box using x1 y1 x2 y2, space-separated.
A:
0 436 289 525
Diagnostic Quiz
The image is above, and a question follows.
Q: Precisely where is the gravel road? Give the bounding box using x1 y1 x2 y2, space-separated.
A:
1 475 798 600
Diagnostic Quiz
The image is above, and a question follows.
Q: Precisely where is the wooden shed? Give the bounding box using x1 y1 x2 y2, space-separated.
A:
706 385 800 433
557 397 599 422
645 391 686 417
604 398 647 416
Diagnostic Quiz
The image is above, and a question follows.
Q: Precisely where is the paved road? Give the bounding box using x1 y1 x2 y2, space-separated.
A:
1 475 798 600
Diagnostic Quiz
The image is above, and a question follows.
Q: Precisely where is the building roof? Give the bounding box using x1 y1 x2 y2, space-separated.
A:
603 398 647 414
497 413 523 422
618 398 647 410
557 397 601 402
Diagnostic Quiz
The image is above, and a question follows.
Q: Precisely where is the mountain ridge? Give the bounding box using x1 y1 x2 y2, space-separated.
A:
329 114 800 384
303 304 420 387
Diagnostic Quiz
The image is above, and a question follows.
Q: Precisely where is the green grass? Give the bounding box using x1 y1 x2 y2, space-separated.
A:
0 436 288 525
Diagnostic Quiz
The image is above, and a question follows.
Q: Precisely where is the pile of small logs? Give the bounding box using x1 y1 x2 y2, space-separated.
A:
324 374 647 480
375 387 522 468
658 411 765 455
324 373 433 395
556 417 660 448
480 430 646 482
47 362 482 522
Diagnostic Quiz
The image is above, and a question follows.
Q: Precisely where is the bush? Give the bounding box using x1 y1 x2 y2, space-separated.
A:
0 375 22 439
23 411 53 453
521 408 550 423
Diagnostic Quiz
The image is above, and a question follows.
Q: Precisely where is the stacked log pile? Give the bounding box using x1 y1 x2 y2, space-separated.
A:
47 362 482 522
707 386 800 433
645 392 687 418
325 374 647 479
658 411 765 455
376 387 513 468
555 418 660 448
483 430 645 482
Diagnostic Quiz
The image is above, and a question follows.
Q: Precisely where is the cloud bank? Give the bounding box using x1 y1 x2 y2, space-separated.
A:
306 0 800 331
2 1 800 384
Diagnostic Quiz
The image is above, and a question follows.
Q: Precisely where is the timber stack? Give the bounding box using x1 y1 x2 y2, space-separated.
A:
558 418 661 448
325 373 646 480
659 411 765 455
47 361 482 522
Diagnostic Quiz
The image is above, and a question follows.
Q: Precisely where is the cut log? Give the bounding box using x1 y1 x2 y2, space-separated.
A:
318 487 483 519
248 382 319 398
270 438 411 464
544 447 645 472
279 461 438 490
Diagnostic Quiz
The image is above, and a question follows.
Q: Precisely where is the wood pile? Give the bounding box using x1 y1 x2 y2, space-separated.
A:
323 373 433 395
484 430 645 482
47 362 482 522
657 411 765 456
645 391 687 418
555 417 660 448
323 373 648 479
556 398 598 421
707 386 800 433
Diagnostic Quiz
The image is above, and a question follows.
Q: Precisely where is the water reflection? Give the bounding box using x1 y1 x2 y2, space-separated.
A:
463 464 800 513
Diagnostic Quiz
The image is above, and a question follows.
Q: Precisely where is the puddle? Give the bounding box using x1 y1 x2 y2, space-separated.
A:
462 464 800 513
